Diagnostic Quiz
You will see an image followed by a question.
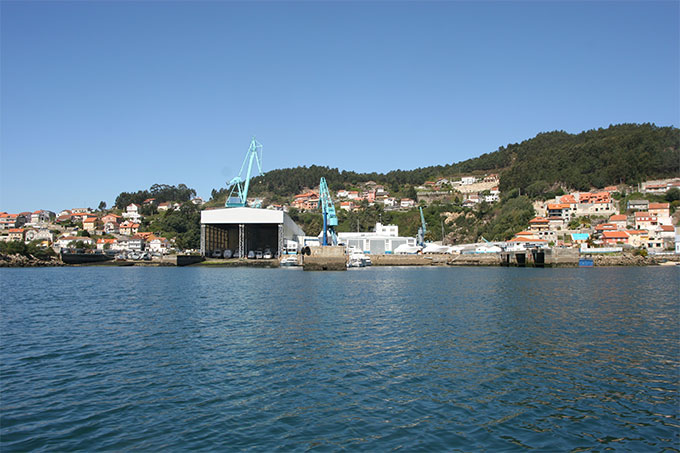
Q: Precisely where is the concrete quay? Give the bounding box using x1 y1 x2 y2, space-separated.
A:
302 246 347 271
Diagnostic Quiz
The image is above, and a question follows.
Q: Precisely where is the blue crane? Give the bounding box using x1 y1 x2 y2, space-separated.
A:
226 138 263 208
318 177 338 246
417 206 427 247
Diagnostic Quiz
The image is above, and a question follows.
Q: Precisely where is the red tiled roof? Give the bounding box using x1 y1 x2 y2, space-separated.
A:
609 215 627 221
602 231 629 239
649 202 670 210
595 223 617 231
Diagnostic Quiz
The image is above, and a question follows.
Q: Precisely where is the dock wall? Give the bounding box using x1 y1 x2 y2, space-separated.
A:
303 246 347 271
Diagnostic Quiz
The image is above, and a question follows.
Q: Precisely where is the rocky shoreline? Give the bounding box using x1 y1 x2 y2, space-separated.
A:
0 253 65 267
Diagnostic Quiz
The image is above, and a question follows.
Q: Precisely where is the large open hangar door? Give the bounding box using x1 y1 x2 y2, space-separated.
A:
204 224 238 255
245 224 279 256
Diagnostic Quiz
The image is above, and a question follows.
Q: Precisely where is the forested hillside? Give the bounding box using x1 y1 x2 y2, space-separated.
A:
238 123 678 198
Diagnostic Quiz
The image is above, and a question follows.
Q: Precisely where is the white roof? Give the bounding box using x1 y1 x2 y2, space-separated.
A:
201 207 285 224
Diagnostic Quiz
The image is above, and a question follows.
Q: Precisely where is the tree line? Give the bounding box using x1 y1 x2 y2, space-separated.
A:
115 184 196 209
215 123 678 199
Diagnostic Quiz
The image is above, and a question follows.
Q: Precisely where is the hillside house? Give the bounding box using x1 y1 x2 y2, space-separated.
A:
96 238 118 251
8 228 25 242
547 203 573 220
383 197 397 208
104 221 120 234
119 221 140 236
148 237 170 254
626 230 647 248
634 212 658 230
25 229 53 243
291 192 319 211
29 210 55 225
400 198 415 208
627 200 649 211
57 236 94 248
123 204 143 222
83 217 100 232
609 214 628 229
101 214 122 224
648 203 671 225
126 203 140 214
158 202 172 211
0 213 26 230
528 217 550 232
548 216 566 230
340 201 355 211
644 183 669 194
602 231 629 245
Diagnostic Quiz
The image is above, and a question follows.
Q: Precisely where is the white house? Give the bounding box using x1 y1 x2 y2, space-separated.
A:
337 190 349 198
148 237 170 254
96 238 118 251
57 236 94 248
24 229 54 243
104 221 120 234
400 198 415 208
461 176 477 185
383 197 397 208
340 201 355 211
29 210 55 225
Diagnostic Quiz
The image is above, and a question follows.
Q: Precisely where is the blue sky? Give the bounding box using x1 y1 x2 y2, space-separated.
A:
1 1 678 213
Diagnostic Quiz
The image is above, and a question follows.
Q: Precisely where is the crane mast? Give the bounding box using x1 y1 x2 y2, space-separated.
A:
318 177 338 246
417 206 427 247
226 138 263 208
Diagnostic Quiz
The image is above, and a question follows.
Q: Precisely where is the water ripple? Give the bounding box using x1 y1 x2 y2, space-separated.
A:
1 266 679 451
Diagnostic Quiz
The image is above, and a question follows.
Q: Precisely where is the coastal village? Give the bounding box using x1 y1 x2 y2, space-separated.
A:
1 172 679 265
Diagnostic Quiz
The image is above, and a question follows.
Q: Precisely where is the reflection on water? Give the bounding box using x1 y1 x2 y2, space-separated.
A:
1 266 678 450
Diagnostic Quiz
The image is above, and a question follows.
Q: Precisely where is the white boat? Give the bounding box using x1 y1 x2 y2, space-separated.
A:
280 255 299 266
475 245 502 253
393 244 422 254
347 249 371 267
422 243 450 254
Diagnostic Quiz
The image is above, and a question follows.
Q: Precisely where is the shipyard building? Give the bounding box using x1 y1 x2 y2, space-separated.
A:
200 207 305 258
338 223 417 254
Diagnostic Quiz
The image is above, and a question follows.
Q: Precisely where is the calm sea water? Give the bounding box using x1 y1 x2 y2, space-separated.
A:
1 266 678 451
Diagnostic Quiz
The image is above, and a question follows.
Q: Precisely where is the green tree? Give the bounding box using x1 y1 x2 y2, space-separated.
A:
666 188 680 202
